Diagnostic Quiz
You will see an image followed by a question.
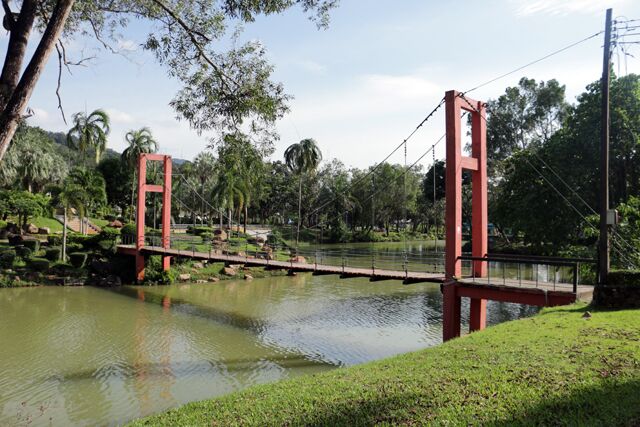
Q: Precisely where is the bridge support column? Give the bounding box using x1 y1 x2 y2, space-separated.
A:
135 153 173 282
442 283 461 341
469 298 487 332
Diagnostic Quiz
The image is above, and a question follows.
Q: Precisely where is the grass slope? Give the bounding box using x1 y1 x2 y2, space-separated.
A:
130 304 640 426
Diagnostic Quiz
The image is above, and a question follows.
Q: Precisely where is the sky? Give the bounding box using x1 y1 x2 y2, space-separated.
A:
14 0 640 171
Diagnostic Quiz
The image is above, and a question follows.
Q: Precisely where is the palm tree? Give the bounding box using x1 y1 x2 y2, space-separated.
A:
192 151 216 224
57 182 86 261
212 172 247 235
67 167 107 234
67 109 111 164
121 128 158 221
284 138 322 247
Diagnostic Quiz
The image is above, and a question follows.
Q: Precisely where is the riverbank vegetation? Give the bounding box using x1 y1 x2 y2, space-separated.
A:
130 303 640 426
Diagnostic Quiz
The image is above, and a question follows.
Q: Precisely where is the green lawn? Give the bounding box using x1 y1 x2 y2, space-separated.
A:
129 304 640 426
31 216 63 233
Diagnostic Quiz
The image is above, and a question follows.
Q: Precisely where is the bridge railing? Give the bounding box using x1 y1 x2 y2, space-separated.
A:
458 255 597 294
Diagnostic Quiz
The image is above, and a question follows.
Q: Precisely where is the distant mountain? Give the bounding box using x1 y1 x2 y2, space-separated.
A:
46 131 189 164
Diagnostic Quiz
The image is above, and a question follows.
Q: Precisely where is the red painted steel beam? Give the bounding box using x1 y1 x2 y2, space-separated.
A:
144 184 164 193
142 153 167 161
471 100 488 277
469 298 487 332
442 282 461 341
445 90 463 279
162 156 172 271
455 284 576 307
461 156 479 171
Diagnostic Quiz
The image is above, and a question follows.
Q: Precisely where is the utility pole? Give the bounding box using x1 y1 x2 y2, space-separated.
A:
599 8 613 285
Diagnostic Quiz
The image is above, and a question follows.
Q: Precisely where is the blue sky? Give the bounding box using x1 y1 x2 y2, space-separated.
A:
17 0 640 169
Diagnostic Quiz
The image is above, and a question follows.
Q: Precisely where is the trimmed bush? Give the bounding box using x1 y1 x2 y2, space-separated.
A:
99 226 121 240
27 257 50 272
45 247 61 261
0 250 16 268
607 270 640 287
69 252 88 268
0 220 7 230
66 243 83 253
22 238 40 252
15 245 32 259
121 223 136 236
200 232 213 240
193 226 213 236
48 235 62 246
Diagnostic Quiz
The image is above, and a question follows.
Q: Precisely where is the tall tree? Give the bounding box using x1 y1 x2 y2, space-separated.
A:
121 127 158 221
0 1 337 161
284 138 322 247
66 109 111 164
66 167 107 234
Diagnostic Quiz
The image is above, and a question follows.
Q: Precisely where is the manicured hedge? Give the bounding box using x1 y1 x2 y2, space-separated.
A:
14 245 32 259
45 247 61 261
69 252 88 268
607 270 640 287
27 257 50 272
0 250 16 268
22 239 40 252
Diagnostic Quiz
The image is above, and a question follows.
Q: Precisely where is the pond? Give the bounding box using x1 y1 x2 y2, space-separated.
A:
0 260 537 426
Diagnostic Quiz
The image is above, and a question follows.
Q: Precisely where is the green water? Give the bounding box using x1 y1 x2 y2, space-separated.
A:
0 273 537 426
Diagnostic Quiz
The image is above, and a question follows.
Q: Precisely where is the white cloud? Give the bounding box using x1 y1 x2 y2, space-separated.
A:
293 59 327 74
511 0 629 16
31 107 51 122
105 108 135 124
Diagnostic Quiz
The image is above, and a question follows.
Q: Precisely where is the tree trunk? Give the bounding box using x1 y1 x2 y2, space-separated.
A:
129 170 136 222
62 207 68 261
219 208 223 230
0 0 75 161
243 205 247 234
0 0 37 110
296 175 302 248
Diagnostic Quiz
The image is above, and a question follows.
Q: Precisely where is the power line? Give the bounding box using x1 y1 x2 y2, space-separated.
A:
464 30 604 94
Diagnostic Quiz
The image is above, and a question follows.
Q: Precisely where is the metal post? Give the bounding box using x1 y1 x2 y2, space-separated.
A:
599 8 613 285
573 263 578 294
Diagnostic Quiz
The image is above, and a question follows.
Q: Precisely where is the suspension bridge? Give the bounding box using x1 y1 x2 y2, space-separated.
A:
116 18 640 341
117 89 600 342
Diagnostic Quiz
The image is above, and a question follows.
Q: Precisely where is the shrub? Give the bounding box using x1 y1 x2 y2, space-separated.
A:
69 252 88 268
99 226 121 241
0 250 16 268
45 247 61 261
200 232 213 240
66 243 83 253
47 235 62 246
121 223 136 236
22 238 40 252
27 257 50 272
0 220 7 230
15 245 32 259
607 270 640 287
193 226 213 236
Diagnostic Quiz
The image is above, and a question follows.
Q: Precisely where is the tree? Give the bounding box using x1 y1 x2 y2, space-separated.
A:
51 181 86 260
0 122 67 191
191 151 217 223
0 1 337 161
97 156 133 215
66 109 111 164
66 167 107 234
484 77 568 179
121 127 158 220
284 138 322 247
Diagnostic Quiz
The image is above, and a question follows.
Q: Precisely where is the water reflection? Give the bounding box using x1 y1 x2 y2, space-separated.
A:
0 273 537 426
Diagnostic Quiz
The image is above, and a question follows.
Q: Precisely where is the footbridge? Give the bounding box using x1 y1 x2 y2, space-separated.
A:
117 90 596 342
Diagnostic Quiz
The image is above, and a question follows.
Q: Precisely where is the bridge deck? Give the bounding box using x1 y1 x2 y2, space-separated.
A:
117 245 593 303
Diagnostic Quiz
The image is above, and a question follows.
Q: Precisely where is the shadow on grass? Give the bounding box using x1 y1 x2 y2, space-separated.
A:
264 379 640 426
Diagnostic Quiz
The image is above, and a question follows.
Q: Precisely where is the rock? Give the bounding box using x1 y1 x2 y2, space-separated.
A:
23 223 39 234
38 227 50 235
244 274 253 280
255 236 266 244
13 276 20 282
289 256 306 264
229 264 244 270
178 273 191 281
192 262 205 269
108 220 123 228
96 275 121 287
208 276 220 282
222 267 237 276
196 279 208 284
582 311 592 319
213 229 228 241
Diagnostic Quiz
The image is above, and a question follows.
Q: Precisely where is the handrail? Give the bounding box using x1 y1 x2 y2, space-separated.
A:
486 253 596 264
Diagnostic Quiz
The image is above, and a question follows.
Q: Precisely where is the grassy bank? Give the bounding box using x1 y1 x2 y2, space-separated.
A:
130 304 640 426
